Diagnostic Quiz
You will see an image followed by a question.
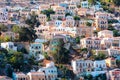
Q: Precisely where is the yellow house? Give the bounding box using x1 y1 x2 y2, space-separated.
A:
105 57 117 68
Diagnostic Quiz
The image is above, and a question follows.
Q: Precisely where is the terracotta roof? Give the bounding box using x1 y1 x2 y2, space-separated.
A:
43 60 52 65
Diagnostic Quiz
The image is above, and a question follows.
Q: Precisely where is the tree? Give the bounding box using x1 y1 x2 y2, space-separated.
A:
93 52 106 60
75 36 80 44
41 8 55 18
5 64 13 78
113 0 120 6
84 74 93 80
12 25 20 33
108 25 115 31
93 30 98 36
108 19 118 24
86 22 92 27
4 36 11 42
0 24 8 32
88 0 96 5
74 16 80 20
50 39 70 64
25 13 38 28
43 52 50 60
18 27 37 42
116 60 120 67
57 64 75 79
113 30 120 37
8 51 24 70
65 13 71 17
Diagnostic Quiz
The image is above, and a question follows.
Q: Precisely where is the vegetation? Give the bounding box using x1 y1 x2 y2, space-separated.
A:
43 52 50 60
25 13 39 28
0 24 8 32
57 64 75 79
86 22 92 27
108 19 118 24
12 25 21 33
75 36 80 44
0 49 37 75
88 0 96 5
112 0 120 6
94 73 107 80
93 52 107 60
116 60 120 67
50 39 70 64
74 16 80 20
65 13 71 17
84 74 93 80
18 27 37 42
113 30 120 37
93 30 99 36
41 8 55 18
108 25 115 31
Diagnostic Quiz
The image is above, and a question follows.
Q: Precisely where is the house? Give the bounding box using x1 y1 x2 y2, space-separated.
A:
91 2 102 11
72 59 108 77
34 25 50 39
38 14 47 25
98 30 113 38
101 38 113 49
0 8 8 23
105 57 117 68
27 72 46 80
71 59 94 74
39 5 50 11
1 42 17 51
1 31 19 40
9 12 19 21
77 8 88 17
64 16 75 27
80 37 101 50
38 60 58 80
31 8 39 15
95 11 113 20
76 27 93 37
29 42 44 61
95 17 108 30
66 4 77 16
107 48 120 57
0 76 12 80
34 25 77 40
107 69 120 80
94 60 107 71
80 1 89 8
59 2 69 9
35 39 47 43
112 37 120 49
79 20 88 27
55 20 63 27
13 72 29 80
50 14 65 20
51 6 66 15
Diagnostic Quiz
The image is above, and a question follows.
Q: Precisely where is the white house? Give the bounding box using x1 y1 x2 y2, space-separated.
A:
81 1 89 8
94 60 107 71
66 4 77 16
1 42 17 51
107 48 120 57
38 60 58 80
29 42 44 61
65 16 75 27
55 20 63 27
71 59 94 74
98 30 113 38
0 8 8 23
